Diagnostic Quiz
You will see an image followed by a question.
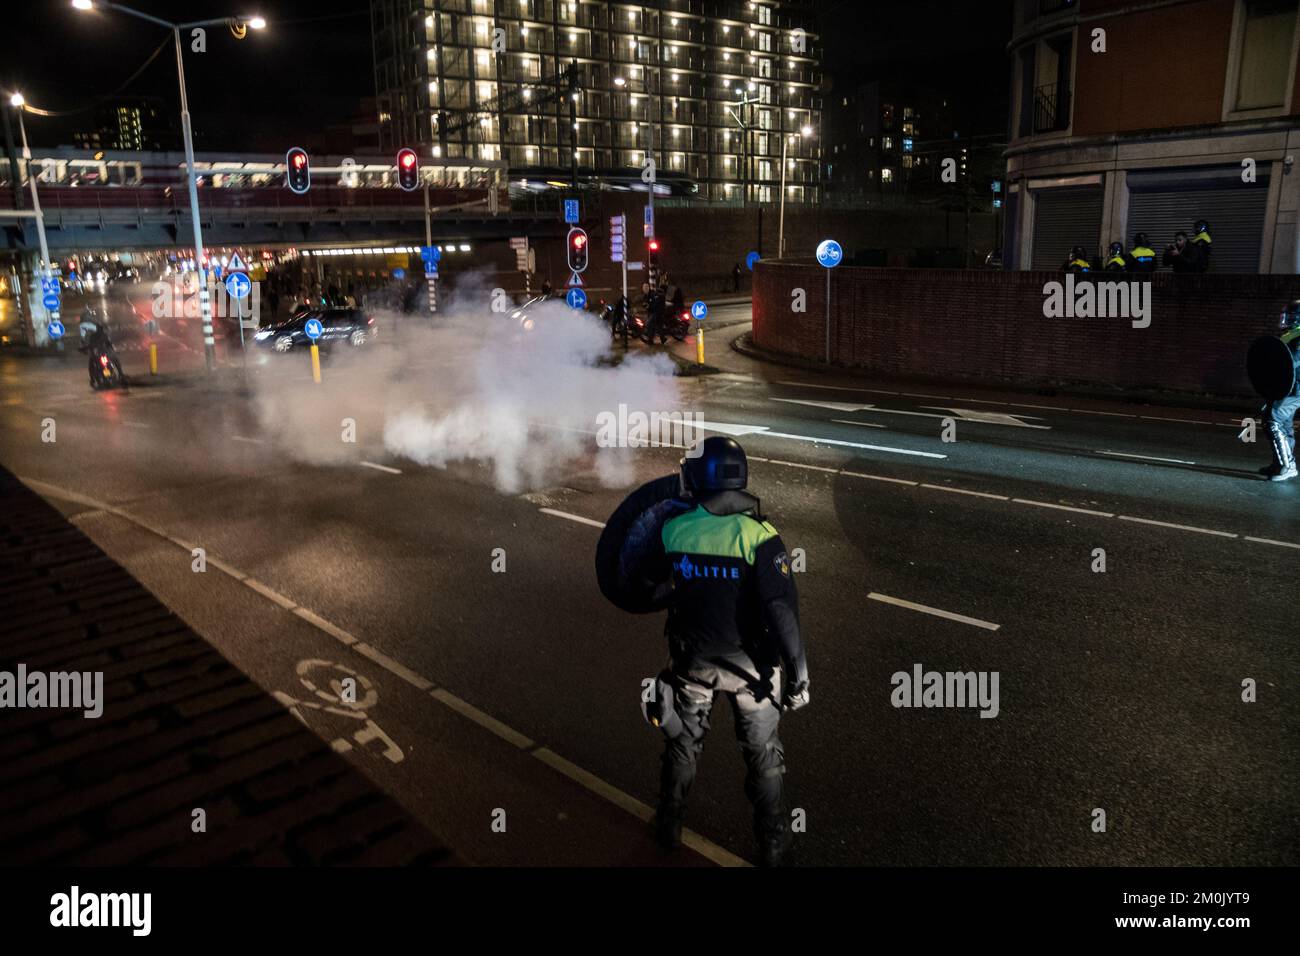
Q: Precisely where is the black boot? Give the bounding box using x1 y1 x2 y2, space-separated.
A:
755 814 792 867
652 804 683 851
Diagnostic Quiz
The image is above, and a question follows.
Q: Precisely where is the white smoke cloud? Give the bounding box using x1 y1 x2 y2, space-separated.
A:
248 274 682 493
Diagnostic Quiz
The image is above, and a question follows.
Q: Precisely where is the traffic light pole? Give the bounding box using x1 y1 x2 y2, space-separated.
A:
174 26 216 371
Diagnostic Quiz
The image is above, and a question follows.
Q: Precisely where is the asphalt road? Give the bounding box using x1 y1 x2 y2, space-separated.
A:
2 299 1296 867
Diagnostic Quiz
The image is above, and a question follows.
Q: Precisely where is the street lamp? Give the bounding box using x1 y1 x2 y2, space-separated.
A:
726 88 760 209
71 0 267 371
8 94 55 295
778 125 813 258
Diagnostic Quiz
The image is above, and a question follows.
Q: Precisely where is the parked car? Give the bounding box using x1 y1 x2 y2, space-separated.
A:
252 308 377 353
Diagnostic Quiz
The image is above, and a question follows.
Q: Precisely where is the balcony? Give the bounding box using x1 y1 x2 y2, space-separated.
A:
1032 82 1070 134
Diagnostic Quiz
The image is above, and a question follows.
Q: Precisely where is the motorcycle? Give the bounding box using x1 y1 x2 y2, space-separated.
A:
82 339 126 390
641 291 691 344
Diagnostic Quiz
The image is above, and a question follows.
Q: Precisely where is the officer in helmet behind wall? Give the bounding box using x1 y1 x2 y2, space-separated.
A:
642 436 810 866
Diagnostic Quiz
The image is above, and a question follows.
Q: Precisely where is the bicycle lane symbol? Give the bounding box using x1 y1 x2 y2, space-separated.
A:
272 659 404 764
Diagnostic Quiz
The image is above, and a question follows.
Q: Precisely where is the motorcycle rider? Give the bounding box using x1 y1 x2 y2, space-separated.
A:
643 436 810 866
1261 299 1300 482
78 308 123 385
643 284 667 343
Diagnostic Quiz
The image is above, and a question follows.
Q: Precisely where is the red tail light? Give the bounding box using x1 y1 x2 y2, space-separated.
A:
367 316 375 325
99 355 110 367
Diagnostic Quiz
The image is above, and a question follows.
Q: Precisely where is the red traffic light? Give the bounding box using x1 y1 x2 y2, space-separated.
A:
567 226 589 273
572 233 587 248
285 147 310 194
396 148 419 190
648 239 660 252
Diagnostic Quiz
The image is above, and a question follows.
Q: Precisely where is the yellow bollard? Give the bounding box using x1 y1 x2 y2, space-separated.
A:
310 344 322 384
149 343 158 375
696 326 705 365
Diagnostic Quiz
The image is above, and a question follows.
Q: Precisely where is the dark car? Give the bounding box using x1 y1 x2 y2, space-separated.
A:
252 308 377 353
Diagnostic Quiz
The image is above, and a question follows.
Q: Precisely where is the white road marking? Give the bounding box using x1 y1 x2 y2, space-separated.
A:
1140 415 1213 425
695 420 946 459
841 470 918 486
868 592 1000 631
232 435 266 444
1245 536 1300 550
359 460 402 474
431 688 534 749
920 483 1009 501
531 746 750 867
1073 409 1138 418
1098 450 1197 465
353 641 434 691
539 507 606 529
1012 498 1115 518
775 380 900 396
1117 515 1237 538
918 407 1050 429
243 577 298 609
293 606 358 645
772 398 874 413
766 459 840 473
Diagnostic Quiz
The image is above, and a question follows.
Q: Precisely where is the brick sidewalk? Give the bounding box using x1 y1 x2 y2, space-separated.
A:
0 467 458 866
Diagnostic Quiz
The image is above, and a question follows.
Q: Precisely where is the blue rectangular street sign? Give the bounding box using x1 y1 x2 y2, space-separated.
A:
564 199 580 224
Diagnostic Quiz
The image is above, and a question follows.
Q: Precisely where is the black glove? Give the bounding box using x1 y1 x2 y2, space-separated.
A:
782 680 810 712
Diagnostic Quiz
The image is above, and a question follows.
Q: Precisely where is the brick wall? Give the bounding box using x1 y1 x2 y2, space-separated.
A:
752 262 1300 397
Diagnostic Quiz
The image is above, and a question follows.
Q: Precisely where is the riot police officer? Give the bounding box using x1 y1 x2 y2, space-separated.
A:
1127 233 1158 273
1104 242 1128 272
644 436 810 866
1261 300 1300 481
1191 219 1212 272
1063 245 1092 273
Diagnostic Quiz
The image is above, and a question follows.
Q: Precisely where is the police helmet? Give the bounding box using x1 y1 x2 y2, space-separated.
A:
681 436 748 494
1071 245 1087 260
1195 220 1209 235
1109 241 1124 256
1134 232 1149 247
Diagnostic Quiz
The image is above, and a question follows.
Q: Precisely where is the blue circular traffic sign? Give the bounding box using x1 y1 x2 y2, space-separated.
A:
816 239 844 269
47 320 65 340
224 272 251 300
304 317 323 341
392 267 406 280
691 300 708 321
746 251 760 271
43 293 60 311
566 288 588 310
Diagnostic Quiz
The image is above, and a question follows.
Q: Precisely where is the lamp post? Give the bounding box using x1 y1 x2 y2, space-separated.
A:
72 1 266 371
778 124 813 259
726 84 759 208
8 95 52 281
9 93 57 346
